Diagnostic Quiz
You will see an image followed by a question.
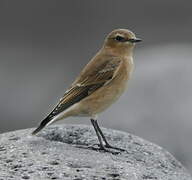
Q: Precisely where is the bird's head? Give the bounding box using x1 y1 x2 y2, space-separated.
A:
104 29 141 55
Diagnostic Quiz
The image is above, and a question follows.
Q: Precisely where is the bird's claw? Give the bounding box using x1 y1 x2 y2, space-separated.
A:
88 143 126 155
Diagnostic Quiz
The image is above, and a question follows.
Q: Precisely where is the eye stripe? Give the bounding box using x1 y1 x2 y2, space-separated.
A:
115 35 127 42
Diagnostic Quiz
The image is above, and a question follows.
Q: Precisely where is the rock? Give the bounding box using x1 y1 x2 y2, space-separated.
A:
0 124 191 180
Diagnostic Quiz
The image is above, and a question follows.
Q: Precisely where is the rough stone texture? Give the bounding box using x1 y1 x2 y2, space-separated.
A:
0 124 191 180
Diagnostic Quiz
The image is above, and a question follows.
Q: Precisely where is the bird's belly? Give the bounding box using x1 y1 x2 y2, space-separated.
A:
58 77 129 118
79 72 130 115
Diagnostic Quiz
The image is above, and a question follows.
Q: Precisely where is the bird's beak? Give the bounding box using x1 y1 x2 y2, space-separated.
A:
128 38 142 43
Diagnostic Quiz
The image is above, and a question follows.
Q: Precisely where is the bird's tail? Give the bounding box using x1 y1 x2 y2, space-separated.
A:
32 116 53 135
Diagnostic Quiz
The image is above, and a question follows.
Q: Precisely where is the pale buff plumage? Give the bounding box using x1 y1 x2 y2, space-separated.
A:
32 29 141 137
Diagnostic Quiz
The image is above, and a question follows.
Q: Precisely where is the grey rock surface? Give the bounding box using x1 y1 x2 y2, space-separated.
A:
0 124 191 180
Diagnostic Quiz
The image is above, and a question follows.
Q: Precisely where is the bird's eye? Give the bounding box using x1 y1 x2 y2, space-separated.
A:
115 35 125 42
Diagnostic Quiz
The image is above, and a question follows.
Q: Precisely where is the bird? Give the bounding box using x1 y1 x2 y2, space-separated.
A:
32 28 141 152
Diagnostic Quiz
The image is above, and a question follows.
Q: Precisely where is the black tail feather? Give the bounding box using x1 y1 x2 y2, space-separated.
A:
32 116 53 135
32 83 104 135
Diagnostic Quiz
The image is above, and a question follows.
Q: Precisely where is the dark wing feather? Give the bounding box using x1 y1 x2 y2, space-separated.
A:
32 57 121 135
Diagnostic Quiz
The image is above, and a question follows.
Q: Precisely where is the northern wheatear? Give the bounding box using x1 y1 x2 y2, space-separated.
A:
32 29 141 152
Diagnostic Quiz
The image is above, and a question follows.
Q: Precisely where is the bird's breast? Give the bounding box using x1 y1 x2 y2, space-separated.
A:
109 57 134 97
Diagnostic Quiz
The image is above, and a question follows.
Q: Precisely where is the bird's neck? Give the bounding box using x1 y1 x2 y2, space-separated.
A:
102 45 134 58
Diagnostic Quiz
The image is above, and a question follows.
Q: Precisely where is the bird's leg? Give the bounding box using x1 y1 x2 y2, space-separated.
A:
94 120 126 152
90 119 114 153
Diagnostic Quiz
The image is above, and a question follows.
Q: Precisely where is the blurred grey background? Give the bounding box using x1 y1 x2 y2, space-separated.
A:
0 0 192 173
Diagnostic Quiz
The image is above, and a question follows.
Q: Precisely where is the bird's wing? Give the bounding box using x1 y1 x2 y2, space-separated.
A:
49 56 122 118
32 56 122 135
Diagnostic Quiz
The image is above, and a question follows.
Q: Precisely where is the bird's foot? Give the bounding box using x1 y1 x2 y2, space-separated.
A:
88 143 125 155
105 143 126 152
